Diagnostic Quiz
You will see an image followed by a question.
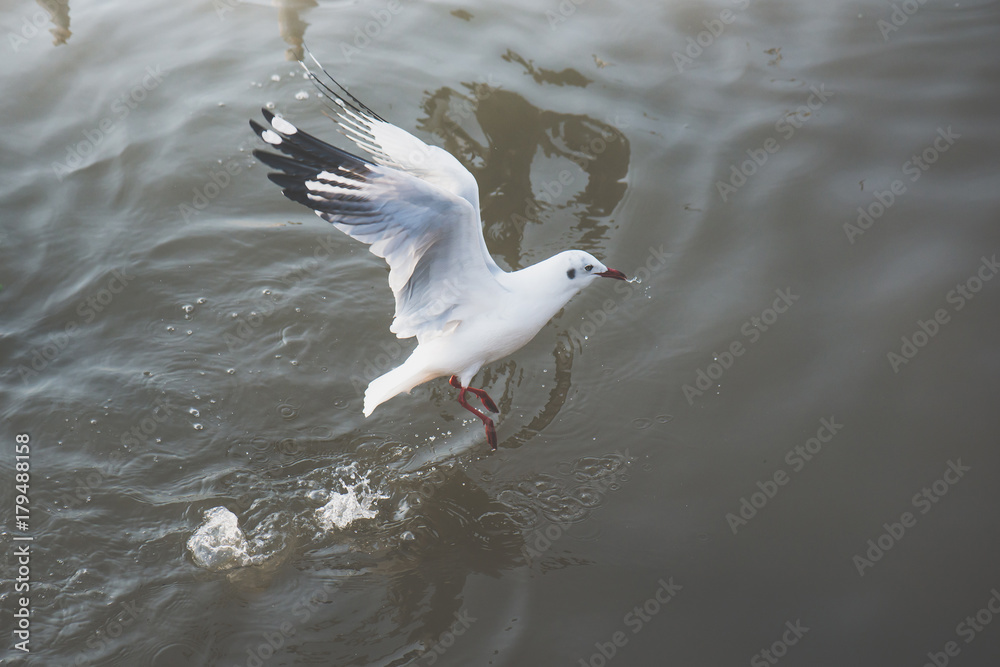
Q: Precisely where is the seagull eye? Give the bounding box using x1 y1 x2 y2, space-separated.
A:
584 264 593 272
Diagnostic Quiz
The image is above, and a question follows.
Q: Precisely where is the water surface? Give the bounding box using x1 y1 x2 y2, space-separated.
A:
2 0 999 665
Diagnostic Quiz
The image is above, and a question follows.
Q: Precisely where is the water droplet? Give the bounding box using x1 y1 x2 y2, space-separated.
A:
263 289 271 295
189 408 201 417
401 531 415 541
182 304 194 313
90 418 98 425
186 330 193 335
270 74 281 82
290 360 299 366
193 424 204 431
166 326 175 332
227 368 236 375
197 297 207 304
295 90 309 101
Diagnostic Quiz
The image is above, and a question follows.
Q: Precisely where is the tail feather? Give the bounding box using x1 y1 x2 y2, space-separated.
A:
363 361 435 417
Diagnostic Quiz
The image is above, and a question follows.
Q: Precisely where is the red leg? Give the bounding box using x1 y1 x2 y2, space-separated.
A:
449 376 498 450
465 386 498 413
448 376 498 412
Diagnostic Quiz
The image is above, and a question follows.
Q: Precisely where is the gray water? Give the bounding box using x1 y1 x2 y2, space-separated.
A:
2 0 1000 665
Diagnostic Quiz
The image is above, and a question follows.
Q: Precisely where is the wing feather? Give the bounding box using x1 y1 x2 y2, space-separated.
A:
299 52 502 277
252 110 506 340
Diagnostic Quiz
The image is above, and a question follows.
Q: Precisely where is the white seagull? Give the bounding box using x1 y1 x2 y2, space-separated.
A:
251 56 627 450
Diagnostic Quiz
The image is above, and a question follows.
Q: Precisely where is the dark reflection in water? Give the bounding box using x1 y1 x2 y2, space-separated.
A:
272 0 317 61
416 52 630 267
37 0 71 45
501 49 592 88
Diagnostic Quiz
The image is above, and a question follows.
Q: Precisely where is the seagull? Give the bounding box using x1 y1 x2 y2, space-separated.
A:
250 55 628 450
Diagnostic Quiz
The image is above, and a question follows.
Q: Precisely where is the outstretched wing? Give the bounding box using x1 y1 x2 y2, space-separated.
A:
301 51 483 208
251 109 506 341
300 52 502 278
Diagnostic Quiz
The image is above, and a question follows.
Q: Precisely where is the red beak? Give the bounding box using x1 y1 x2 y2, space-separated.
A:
597 268 627 281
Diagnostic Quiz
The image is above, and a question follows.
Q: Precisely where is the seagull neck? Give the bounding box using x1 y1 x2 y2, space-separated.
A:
501 259 581 305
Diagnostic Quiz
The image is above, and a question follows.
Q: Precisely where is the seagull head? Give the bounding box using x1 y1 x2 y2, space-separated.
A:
560 250 628 285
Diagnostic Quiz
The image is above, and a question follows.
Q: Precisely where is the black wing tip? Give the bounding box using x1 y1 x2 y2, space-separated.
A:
252 148 274 162
299 51 387 124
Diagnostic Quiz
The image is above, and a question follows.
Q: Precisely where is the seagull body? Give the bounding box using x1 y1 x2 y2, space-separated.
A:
251 57 626 449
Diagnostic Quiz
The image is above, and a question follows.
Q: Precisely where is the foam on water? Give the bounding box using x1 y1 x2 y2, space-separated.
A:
187 464 391 570
186 506 255 570
316 464 387 531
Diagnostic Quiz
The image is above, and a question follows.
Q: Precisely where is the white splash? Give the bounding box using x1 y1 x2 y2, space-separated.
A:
315 464 387 531
187 506 253 570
